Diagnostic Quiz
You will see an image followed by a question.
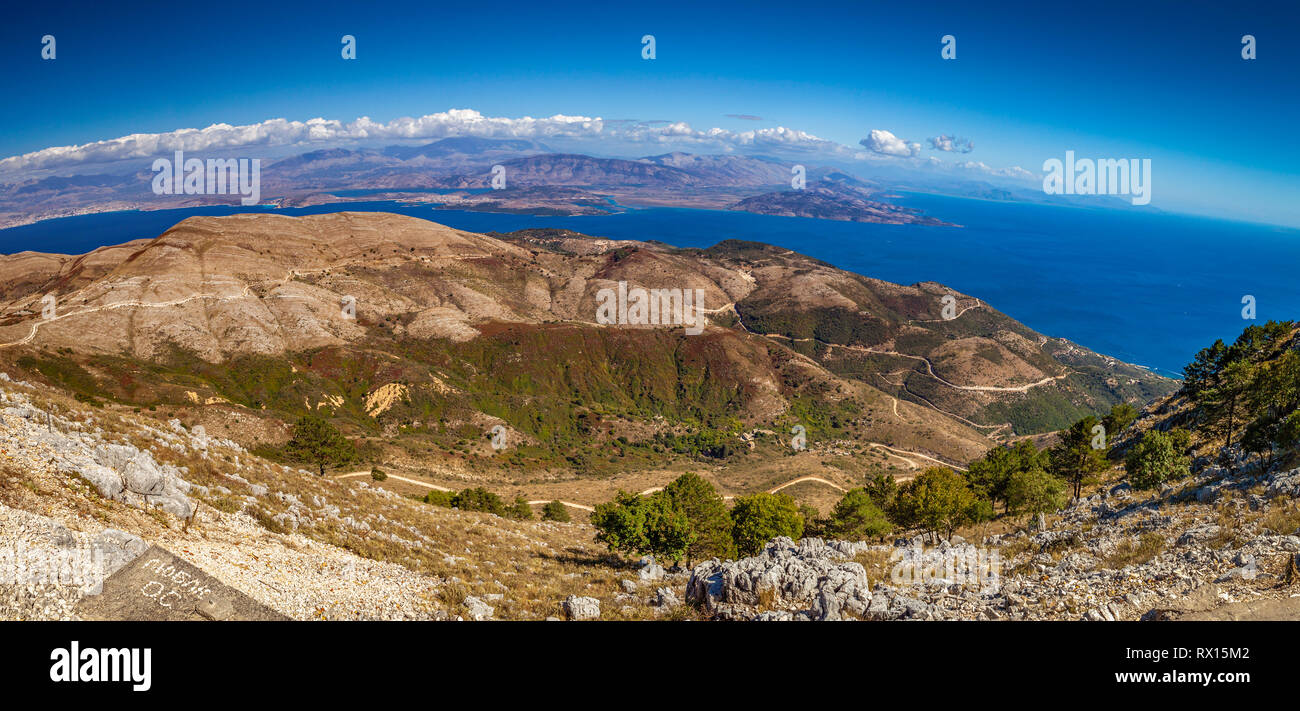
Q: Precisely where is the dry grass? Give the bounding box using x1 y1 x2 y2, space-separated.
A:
852 548 897 588
1208 506 1254 549
1259 500 1300 537
1103 532 1166 569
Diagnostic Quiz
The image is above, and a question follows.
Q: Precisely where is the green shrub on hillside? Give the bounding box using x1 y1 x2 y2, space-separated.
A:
590 491 693 564
730 492 804 556
1102 403 1139 438
966 439 1047 513
1004 467 1067 521
451 487 506 516
825 488 893 541
541 500 571 522
507 496 534 520
1125 429 1192 490
423 489 454 507
894 467 977 542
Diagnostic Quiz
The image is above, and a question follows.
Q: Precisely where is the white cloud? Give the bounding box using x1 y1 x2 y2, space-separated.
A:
0 110 608 174
0 109 860 176
954 160 1033 180
928 134 974 153
860 129 920 157
0 109 1038 187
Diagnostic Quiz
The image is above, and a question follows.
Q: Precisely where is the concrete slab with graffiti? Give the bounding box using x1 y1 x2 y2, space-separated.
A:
77 545 288 621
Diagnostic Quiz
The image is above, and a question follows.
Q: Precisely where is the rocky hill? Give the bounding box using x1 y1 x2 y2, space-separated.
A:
0 147 944 228
0 213 1173 501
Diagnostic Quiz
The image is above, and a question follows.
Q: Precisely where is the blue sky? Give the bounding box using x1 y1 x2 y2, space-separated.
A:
1 0 1296 225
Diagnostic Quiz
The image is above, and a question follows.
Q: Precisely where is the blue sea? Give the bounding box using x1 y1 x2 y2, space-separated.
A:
3 193 1297 378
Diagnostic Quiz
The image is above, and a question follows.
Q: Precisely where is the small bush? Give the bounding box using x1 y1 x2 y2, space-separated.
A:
1126 429 1191 490
451 487 506 516
423 489 454 507
542 500 571 522
507 496 534 520
371 468 387 481
825 489 892 541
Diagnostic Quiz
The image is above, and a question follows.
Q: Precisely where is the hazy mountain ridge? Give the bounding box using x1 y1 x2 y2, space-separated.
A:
0 138 949 228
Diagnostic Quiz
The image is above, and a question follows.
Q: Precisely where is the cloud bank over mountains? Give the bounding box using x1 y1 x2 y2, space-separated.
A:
0 108 1030 184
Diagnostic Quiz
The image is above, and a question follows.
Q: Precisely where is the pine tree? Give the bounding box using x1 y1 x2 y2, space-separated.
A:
1005 467 1067 521
663 472 734 563
1048 416 1108 499
896 467 976 542
284 415 355 476
826 488 893 541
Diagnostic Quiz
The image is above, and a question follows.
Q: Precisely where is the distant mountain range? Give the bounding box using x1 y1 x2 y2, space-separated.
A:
0 137 1042 229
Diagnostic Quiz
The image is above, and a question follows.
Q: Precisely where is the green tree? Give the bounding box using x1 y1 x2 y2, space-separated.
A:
284 415 355 476
591 491 648 557
1242 349 1300 468
1048 416 1109 499
863 471 899 514
590 491 694 564
964 497 996 528
541 500 571 522
1182 339 1228 401
1125 429 1192 490
663 472 735 563
1276 412 1300 459
967 440 1045 512
1205 359 1255 463
730 492 804 556
451 487 506 515
640 494 694 564
897 467 976 542
507 496 534 520
825 488 893 541
799 504 825 538
1102 403 1139 438
1004 467 1067 521
1181 322 1298 470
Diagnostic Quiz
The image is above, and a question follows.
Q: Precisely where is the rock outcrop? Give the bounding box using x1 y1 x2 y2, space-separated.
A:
562 595 601 620
686 537 873 620
2 390 196 517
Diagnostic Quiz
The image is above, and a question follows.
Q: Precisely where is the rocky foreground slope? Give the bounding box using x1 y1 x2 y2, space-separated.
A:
2 366 1295 621
684 460 1300 621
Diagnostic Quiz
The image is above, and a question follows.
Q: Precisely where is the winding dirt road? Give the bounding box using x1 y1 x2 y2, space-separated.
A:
335 470 860 511
0 285 253 349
